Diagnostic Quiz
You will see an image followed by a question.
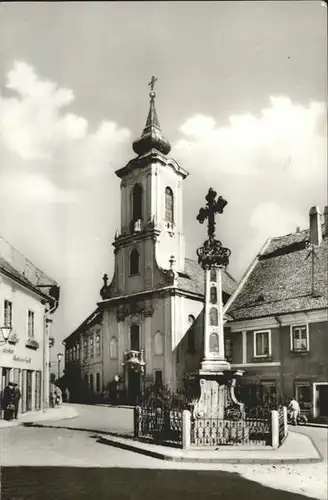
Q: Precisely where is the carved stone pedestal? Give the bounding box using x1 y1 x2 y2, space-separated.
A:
193 369 245 419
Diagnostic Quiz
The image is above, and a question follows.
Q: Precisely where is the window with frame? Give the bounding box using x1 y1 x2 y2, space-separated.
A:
165 187 174 224
130 325 140 351
154 331 164 355
76 343 80 360
224 336 233 361
295 382 311 410
254 330 270 357
132 183 142 221
130 248 139 275
89 336 94 358
4 300 12 327
96 373 101 392
96 334 101 356
28 310 35 338
154 370 163 387
89 373 94 391
291 325 308 352
110 337 118 359
69 348 73 361
73 345 77 360
83 339 88 359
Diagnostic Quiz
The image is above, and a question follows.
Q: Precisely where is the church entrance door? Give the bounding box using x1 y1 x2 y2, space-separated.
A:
127 368 141 405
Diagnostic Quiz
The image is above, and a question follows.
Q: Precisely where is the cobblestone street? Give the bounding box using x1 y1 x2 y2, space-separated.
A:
0 405 327 500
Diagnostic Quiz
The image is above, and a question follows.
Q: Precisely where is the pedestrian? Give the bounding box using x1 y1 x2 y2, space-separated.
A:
3 382 15 421
288 397 300 425
13 383 21 419
64 387 70 403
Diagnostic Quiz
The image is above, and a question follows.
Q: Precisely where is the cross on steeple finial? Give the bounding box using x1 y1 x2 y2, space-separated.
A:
148 76 158 92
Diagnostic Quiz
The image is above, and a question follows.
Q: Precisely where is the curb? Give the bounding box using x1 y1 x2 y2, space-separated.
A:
96 434 323 464
0 408 78 429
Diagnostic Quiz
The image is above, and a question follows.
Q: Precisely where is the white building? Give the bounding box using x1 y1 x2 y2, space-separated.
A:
0 235 60 418
64 86 236 404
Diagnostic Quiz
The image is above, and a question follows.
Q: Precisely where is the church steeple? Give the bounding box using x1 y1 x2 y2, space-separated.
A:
132 77 171 156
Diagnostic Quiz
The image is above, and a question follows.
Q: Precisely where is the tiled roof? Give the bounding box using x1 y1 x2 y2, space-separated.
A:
177 258 237 298
64 308 102 342
0 256 57 303
228 227 328 321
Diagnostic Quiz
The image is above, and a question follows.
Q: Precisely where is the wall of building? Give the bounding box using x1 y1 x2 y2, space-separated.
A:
0 273 47 416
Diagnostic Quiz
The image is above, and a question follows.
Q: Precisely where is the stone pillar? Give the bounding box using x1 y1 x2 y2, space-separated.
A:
283 406 288 438
182 409 191 449
200 266 230 373
271 410 279 448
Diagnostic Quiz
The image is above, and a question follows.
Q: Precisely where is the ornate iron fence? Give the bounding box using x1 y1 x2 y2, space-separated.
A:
135 406 183 445
191 416 271 447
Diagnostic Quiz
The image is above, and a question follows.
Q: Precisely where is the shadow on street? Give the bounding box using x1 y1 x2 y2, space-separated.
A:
1 467 318 500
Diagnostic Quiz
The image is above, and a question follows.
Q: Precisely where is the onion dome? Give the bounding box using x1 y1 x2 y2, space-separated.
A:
132 78 171 156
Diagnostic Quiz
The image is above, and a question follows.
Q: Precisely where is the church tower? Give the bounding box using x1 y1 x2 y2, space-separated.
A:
111 78 188 297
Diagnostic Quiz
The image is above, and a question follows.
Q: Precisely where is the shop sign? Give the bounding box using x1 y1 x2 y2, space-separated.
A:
13 355 31 363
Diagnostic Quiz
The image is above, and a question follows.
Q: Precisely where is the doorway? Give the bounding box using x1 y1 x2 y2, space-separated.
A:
318 385 328 417
128 368 141 405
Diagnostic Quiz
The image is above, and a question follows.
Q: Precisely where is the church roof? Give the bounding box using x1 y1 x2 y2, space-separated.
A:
177 257 237 298
132 83 171 157
226 225 328 321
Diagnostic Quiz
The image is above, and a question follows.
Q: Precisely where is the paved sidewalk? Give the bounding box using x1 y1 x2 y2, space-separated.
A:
0 403 78 429
95 431 322 464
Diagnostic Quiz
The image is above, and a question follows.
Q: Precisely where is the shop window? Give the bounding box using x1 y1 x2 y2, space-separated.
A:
295 382 311 410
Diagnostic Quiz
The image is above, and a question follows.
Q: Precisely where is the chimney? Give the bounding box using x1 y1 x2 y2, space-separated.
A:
296 226 301 233
324 206 328 236
309 206 322 246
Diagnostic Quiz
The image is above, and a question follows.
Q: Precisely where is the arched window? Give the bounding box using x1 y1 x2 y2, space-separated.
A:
154 331 164 355
165 187 174 224
210 287 217 304
209 307 218 326
130 324 140 351
130 248 139 275
110 337 118 359
210 269 217 282
209 332 219 352
132 184 142 221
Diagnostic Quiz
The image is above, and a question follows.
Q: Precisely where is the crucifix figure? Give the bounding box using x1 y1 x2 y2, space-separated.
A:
197 188 227 240
148 76 158 92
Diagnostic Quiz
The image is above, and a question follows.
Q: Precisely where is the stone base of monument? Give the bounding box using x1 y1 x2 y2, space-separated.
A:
192 365 245 420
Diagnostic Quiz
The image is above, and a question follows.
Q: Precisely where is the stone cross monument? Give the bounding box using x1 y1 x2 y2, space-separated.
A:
193 188 244 419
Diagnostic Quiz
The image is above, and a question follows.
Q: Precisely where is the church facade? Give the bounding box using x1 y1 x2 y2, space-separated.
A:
64 84 236 404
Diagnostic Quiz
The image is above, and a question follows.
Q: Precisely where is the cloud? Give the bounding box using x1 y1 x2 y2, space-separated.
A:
175 96 327 276
0 61 131 192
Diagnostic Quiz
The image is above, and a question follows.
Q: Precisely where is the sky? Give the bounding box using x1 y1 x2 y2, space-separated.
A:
0 1 327 360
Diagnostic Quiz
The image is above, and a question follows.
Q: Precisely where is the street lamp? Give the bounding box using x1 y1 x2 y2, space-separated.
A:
0 325 12 345
57 352 63 380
